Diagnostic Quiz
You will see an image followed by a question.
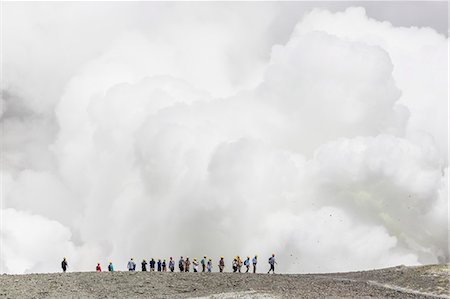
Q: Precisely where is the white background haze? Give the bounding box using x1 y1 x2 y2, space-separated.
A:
1 2 448 274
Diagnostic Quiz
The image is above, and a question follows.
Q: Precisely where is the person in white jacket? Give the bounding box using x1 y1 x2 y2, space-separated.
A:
127 258 136 271
193 258 199 272
252 255 258 273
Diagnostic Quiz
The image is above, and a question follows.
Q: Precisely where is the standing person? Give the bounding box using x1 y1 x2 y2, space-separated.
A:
127 258 136 271
141 259 148 271
185 257 191 272
252 255 258 273
157 259 162 272
207 258 213 273
201 256 207 272
162 259 167 272
244 257 251 273
96 262 102 272
61 257 68 273
267 253 277 274
149 258 156 271
179 256 185 272
219 256 225 273
169 257 175 272
193 258 199 272
108 262 114 272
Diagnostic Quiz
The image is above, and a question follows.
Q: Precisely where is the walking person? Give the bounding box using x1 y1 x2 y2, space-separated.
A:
219 256 225 272
232 258 238 273
127 258 136 271
244 256 251 273
108 262 114 272
193 258 199 272
252 255 258 273
169 257 175 272
162 259 167 272
267 253 277 274
207 258 213 273
96 262 102 272
61 257 68 273
201 256 207 272
141 259 148 271
179 256 185 272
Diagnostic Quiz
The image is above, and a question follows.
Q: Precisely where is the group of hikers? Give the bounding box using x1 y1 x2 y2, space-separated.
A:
61 254 278 274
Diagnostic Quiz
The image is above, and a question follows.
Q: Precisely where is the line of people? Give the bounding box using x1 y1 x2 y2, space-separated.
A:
175 256 213 272
62 254 278 274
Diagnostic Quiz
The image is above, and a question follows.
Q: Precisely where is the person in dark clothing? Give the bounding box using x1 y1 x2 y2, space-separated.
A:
141 259 148 271
185 257 191 272
179 256 185 272
157 259 162 272
162 259 167 272
149 258 156 271
61 257 68 272
218 257 225 272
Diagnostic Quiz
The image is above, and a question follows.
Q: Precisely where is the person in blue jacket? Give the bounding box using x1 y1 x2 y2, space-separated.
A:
108 262 114 272
157 259 162 272
267 253 277 274
252 255 258 273
244 256 251 273
149 258 156 271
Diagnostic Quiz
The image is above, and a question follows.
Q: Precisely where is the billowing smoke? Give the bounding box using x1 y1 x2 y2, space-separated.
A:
1 5 448 274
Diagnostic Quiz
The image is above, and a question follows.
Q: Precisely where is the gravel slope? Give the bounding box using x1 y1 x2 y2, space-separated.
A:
0 264 448 298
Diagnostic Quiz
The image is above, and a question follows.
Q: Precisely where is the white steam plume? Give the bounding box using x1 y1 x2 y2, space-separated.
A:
1 6 448 274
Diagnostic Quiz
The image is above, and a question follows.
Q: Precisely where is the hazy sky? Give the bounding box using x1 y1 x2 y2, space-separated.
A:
302 1 448 35
1 2 448 274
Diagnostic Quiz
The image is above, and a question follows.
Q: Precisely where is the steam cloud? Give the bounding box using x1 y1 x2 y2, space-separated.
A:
1 5 448 274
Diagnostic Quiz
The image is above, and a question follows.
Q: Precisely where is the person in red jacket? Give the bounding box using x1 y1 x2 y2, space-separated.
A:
96 262 102 272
